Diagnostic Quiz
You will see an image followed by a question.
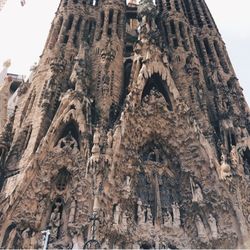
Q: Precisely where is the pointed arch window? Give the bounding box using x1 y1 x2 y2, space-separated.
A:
55 168 71 191
83 19 96 45
107 9 114 37
142 73 173 111
73 16 83 48
141 142 164 163
56 122 80 150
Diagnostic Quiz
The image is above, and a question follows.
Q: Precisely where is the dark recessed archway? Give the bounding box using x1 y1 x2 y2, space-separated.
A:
1 223 17 248
55 121 80 149
242 148 250 175
142 73 173 111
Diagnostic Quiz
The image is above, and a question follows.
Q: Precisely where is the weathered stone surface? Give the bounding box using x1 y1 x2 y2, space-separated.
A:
0 0 250 249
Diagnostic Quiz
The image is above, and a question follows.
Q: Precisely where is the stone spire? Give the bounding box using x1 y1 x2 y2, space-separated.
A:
0 60 11 85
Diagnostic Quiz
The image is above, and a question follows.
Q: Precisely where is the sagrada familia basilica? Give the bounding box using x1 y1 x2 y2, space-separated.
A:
0 0 250 248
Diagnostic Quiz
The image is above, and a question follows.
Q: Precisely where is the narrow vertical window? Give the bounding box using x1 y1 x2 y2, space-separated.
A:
194 36 205 65
170 20 176 35
174 0 180 12
163 22 169 47
179 22 185 39
107 9 114 37
116 11 122 39
73 16 82 48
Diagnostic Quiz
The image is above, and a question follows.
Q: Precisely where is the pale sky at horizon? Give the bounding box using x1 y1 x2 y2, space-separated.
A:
0 0 249 104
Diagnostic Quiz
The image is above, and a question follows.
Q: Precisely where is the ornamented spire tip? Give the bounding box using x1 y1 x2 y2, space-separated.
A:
3 59 11 68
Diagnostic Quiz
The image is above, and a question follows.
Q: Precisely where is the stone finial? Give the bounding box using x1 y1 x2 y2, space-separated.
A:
3 59 11 68
138 0 157 19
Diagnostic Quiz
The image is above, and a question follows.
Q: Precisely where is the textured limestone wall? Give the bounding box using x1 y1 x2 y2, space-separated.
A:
0 0 250 249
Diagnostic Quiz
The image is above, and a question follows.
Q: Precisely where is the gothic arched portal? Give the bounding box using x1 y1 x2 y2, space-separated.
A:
55 122 80 150
141 73 173 111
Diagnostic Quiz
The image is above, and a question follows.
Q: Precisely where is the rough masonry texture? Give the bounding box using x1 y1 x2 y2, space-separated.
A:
0 0 250 248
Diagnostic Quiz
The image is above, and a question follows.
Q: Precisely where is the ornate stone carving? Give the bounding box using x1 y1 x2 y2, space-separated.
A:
49 201 63 241
1 0 250 249
21 227 35 249
146 205 153 225
190 178 203 204
195 215 207 241
208 214 218 239
113 204 121 224
57 131 78 153
68 199 77 225
219 154 232 180
163 211 172 228
89 127 101 166
137 199 145 225
172 203 181 228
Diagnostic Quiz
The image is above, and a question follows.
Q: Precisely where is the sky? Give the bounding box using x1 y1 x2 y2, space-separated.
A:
0 0 249 104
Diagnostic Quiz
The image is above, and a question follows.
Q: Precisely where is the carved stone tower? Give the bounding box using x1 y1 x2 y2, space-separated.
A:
0 0 250 248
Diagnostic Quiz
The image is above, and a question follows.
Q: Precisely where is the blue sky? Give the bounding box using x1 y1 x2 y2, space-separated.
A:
0 0 249 104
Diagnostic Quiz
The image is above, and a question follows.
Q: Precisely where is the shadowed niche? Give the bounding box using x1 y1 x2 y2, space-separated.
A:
142 73 173 111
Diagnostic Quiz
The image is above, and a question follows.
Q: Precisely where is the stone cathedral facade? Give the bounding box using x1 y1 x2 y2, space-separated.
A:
0 0 250 248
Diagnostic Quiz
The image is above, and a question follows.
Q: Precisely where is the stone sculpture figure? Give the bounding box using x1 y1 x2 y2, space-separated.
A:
71 230 84 250
191 178 203 204
21 228 32 249
208 214 218 239
220 154 232 180
49 204 62 241
93 127 101 145
68 200 76 224
195 215 207 241
146 205 153 225
163 211 172 228
230 145 239 166
89 127 101 165
70 58 84 91
83 95 92 125
57 131 78 152
114 204 121 224
35 197 47 228
137 199 145 225
102 239 109 249
107 130 113 149
121 212 128 231
105 129 113 164
72 234 81 250
172 203 181 228
123 175 132 193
